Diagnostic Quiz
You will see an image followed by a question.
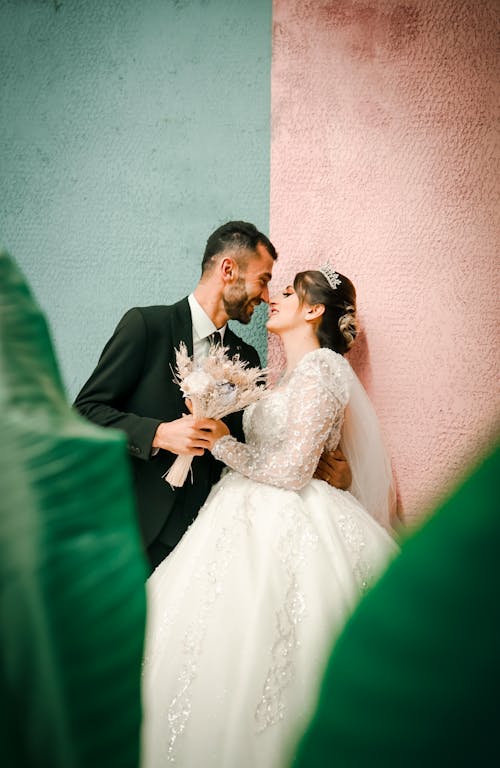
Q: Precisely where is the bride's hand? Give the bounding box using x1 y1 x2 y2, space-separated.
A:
202 419 230 450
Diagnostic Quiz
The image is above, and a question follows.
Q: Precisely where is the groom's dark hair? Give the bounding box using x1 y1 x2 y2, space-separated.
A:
201 221 277 274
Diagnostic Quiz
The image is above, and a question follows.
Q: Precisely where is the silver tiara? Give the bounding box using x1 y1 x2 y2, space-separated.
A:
318 263 341 290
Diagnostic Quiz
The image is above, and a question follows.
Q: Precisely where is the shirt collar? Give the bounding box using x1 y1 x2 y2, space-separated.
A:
188 293 226 342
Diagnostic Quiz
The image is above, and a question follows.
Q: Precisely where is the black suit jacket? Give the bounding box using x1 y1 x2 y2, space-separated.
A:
74 297 261 549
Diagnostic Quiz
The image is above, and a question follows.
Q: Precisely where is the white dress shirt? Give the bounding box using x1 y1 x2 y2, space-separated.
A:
188 293 226 361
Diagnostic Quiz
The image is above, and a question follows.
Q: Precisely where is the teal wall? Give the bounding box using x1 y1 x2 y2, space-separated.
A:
0 0 272 397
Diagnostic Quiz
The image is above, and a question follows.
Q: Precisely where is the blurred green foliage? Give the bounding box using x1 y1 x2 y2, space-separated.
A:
0 250 147 767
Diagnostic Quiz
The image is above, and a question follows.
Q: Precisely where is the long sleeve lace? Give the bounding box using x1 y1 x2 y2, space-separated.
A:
211 349 351 491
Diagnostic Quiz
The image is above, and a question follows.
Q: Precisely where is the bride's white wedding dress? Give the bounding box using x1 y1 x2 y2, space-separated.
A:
141 348 397 768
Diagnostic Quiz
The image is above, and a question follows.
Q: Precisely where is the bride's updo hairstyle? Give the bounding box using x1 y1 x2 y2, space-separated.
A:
294 268 358 354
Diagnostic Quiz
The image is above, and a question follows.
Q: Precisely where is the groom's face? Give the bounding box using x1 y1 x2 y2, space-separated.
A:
222 244 274 325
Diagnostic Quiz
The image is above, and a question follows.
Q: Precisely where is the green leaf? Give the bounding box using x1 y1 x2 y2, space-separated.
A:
0 250 147 768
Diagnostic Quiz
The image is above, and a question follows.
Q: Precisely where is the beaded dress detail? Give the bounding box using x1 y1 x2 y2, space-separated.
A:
142 348 397 768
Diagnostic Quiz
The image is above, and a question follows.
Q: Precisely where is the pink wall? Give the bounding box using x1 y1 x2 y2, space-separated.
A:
269 0 500 522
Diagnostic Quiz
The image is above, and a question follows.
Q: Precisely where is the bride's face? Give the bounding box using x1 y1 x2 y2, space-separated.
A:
266 285 304 334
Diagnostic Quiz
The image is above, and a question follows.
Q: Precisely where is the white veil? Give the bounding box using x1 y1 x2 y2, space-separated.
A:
339 365 396 531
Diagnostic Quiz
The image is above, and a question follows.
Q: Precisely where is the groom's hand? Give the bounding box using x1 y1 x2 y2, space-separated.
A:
152 415 219 456
315 447 352 490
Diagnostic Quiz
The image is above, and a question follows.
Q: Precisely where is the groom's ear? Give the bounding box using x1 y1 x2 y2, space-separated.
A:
220 256 237 283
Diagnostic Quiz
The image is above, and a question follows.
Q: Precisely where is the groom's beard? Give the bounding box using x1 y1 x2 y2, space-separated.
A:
223 279 260 325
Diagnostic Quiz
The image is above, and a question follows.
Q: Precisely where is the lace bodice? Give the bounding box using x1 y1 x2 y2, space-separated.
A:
212 348 352 491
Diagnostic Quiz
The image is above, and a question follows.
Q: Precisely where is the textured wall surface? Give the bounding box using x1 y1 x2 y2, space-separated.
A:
270 0 500 520
2 0 498 521
0 0 272 397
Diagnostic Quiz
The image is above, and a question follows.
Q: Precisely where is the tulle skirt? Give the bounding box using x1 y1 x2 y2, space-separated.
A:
141 470 397 767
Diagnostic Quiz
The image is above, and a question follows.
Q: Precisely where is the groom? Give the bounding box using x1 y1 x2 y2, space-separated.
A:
75 221 349 570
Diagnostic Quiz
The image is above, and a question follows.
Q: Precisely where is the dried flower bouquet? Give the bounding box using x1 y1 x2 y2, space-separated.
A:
163 342 267 487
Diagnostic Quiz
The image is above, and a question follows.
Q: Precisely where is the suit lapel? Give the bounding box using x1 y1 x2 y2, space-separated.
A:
166 298 193 417
171 297 194 357
224 327 243 357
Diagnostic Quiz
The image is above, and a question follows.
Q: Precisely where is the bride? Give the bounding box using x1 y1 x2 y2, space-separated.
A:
141 265 398 768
